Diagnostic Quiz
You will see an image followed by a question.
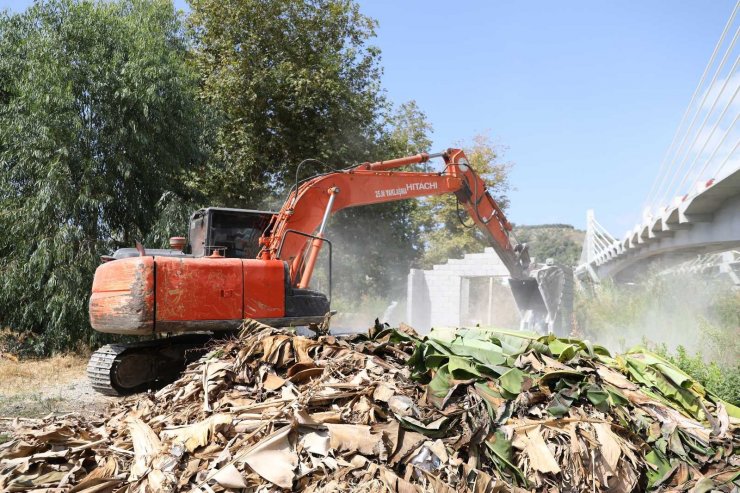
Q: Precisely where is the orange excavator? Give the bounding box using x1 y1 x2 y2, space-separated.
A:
87 149 570 395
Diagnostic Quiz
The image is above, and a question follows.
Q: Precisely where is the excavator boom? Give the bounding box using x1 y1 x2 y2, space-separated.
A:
259 148 568 333
261 149 527 282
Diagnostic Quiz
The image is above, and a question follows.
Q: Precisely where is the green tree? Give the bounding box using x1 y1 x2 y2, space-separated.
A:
0 0 203 353
512 224 585 266
380 100 433 159
417 134 512 268
188 0 385 207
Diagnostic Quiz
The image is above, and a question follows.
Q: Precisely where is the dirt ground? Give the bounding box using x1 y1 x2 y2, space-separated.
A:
0 355 116 441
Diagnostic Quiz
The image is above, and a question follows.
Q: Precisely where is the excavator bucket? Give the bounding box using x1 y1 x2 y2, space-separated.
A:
509 264 572 335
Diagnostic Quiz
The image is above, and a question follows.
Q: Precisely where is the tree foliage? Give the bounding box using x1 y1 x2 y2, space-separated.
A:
187 0 435 303
512 224 585 266
329 101 434 302
188 0 385 207
0 0 203 353
0 0 521 352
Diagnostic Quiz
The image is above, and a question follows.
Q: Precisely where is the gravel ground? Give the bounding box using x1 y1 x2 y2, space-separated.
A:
0 365 117 439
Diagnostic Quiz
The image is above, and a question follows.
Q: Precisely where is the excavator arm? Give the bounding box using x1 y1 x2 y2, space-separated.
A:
260 149 527 279
258 148 568 333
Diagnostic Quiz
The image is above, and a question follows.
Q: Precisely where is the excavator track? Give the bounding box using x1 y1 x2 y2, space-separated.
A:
87 344 128 396
87 334 215 396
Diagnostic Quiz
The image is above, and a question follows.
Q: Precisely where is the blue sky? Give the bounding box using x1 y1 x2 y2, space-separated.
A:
1 1 735 234
358 1 736 234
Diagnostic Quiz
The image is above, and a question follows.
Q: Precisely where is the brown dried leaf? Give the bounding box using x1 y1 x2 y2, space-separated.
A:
127 418 161 481
373 382 396 402
212 463 247 489
512 425 560 474
326 423 384 456
262 372 286 391
593 423 621 472
161 413 233 453
239 425 297 488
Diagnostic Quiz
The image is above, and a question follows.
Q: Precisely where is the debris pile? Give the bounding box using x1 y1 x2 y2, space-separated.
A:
1 321 738 492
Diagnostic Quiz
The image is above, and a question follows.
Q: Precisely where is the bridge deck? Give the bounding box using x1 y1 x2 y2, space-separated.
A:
578 167 740 282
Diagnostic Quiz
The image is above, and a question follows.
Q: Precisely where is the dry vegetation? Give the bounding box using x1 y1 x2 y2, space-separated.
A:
0 354 86 395
0 353 111 427
1 322 737 491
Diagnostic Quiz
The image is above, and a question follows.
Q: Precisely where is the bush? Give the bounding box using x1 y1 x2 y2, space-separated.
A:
576 275 738 353
653 344 740 406
576 273 740 406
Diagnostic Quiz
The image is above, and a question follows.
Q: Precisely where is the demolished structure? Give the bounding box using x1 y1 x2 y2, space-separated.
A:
1 320 738 492
406 248 574 334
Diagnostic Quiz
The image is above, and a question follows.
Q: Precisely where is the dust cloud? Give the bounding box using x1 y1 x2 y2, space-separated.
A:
304 207 419 333
578 272 738 363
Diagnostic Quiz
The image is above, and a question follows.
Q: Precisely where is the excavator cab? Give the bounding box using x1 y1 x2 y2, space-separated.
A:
188 207 274 259
103 208 275 261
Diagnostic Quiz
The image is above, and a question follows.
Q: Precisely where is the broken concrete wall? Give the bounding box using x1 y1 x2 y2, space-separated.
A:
407 247 514 331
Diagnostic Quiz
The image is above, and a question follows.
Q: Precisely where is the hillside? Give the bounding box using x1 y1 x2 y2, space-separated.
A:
512 224 585 267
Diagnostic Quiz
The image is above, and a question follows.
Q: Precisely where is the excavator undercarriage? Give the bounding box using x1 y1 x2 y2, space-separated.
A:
87 334 214 395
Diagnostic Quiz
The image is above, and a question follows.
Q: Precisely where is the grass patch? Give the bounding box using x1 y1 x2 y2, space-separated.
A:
0 354 90 419
0 393 67 418
0 354 87 396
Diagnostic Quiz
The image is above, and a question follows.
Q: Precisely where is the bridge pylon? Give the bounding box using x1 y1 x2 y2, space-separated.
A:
577 210 620 283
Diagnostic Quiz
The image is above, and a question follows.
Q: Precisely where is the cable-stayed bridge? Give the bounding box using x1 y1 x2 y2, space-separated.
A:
577 2 740 283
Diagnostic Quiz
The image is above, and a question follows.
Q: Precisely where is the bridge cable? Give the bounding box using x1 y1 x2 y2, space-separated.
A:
673 69 740 194
714 135 740 176
653 31 740 212
591 218 617 242
643 0 740 215
689 111 740 183
591 231 612 252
